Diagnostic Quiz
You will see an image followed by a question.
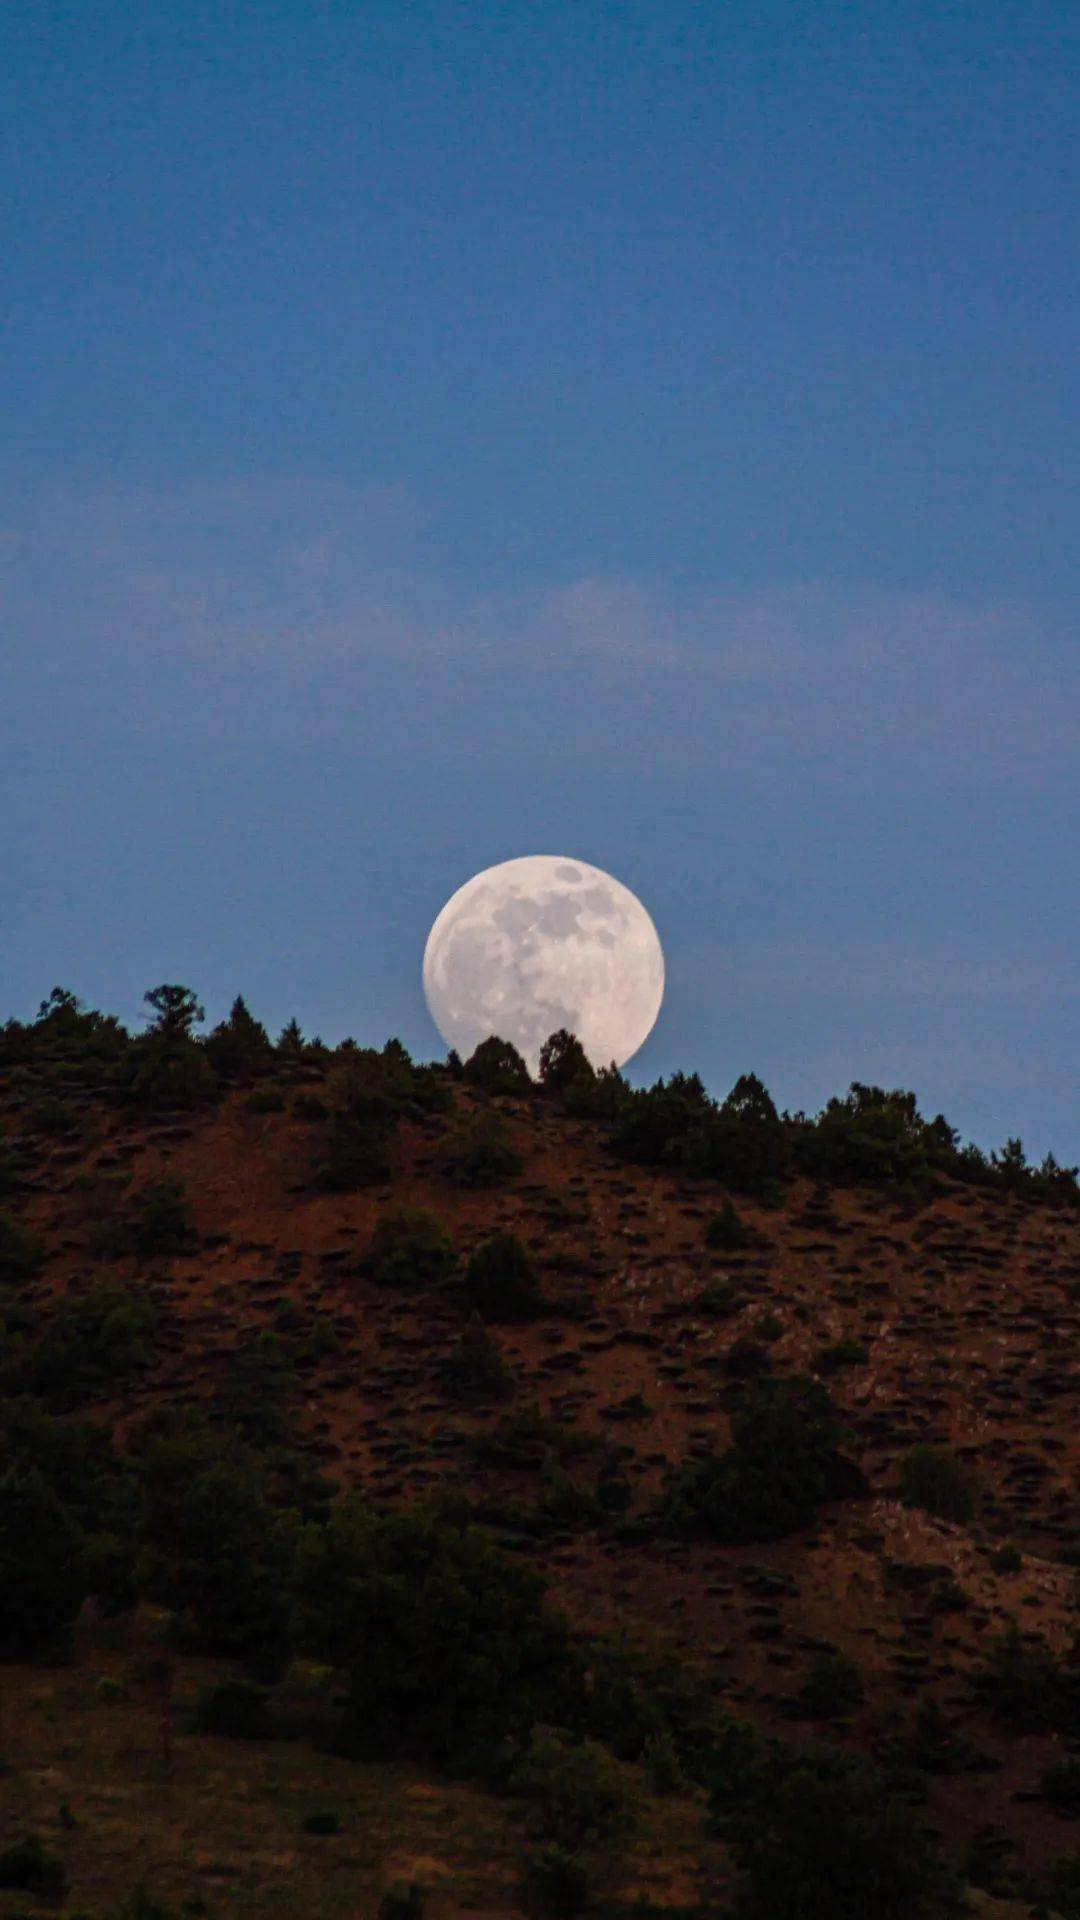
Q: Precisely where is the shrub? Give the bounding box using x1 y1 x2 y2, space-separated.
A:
195 1675 270 1739
436 1112 522 1188
314 1115 394 1191
22 1283 159 1408
442 1313 516 1404
215 1329 298 1447
663 1376 861 1543
1044 1854 1080 1920
812 1338 869 1377
988 1542 1022 1575
140 1436 298 1672
694 1280 744 1318
0 1398 138 1615
368 1207 456 1290
1042 1759 1080 1811
973 1624 1072 1732
292 1090 327 1120
705 1199 753 1250
464 1035 532 1093
561 1064 629 1121
293 1499 581 1765
511 1729 633 1846
464 1233 545 1322
722 1749 949 1920
128 1178 194 1260
0 1212 43 1285
0 1465 87 1655
0 1832 68 1898
245 1086 286 1112
474 1405 603 1469
519 1845 590 1917
898 1444 976 1525
25 1094 79 1135
793 1650 864 1721
302 1809 341 1835
379 1887 425 1920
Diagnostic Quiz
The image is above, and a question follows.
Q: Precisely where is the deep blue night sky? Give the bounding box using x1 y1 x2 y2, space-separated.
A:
2 2 1076 1157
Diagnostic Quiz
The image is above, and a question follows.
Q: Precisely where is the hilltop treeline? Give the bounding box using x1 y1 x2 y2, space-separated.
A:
2 986 1075 1209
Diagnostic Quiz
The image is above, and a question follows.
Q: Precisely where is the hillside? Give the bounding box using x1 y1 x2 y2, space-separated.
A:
2 994 1079 1919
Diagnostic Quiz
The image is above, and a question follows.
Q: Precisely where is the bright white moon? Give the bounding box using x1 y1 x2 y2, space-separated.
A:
422 855 665 1074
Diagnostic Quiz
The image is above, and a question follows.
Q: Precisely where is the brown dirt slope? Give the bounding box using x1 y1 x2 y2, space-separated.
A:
3 1060 1079 1914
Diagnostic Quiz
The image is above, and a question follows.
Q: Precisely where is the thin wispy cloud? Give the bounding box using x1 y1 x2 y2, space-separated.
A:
3 475 1073 790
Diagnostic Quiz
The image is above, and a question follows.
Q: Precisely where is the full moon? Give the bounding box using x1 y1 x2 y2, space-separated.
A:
422 855 665 1073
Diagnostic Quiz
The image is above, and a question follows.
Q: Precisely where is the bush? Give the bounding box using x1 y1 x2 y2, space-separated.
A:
0 1465 87 1655
0 1832 68 1898
293 1090 328 1120
663 1376 861 1543
511 1729 633 1846
1044 1854 1080 1920
898 1445 976 1525
442 1313 516 1404
464 1035 532 1093
302 1809 341 1835
0 1398 138 1615
379 1887 425 1920
128 1179 194 1260
988 1542 1022 1575
368 1207 456 1290
194 1675 270 1739
722 1749 949 1920
293 1499 581 1765
245 1086 286 1112
464 1233 545 1322
973 1623 1072 1732
475 1405 604 1470
792 1650 864 1721
812 1338 869 1377
705 1199 753 1250
1042 1759 1080 1811
140 1435 298 1672
519 1845 590 1917
0 1212 43 1285
560 1064 629 1121
21 1283 159 1408
435 1112 523 1188
314 1114 394 1190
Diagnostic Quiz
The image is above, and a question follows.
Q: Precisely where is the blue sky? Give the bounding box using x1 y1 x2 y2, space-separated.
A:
2 1 1077 1158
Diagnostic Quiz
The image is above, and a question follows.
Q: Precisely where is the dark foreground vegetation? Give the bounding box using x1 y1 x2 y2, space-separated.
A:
1 984 1079 1918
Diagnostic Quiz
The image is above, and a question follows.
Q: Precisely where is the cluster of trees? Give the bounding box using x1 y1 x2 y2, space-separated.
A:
0 1385 961 1917
461 1026 1077 1209
3 986 1074 1207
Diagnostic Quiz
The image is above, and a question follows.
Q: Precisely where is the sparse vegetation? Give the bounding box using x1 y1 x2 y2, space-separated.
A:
435 1110 523 1187
0 981 1077 1914
662 1375 863 1541
898 1444 977 1525
464 1231 545 1321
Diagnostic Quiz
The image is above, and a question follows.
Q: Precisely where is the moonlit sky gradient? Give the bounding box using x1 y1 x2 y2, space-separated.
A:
1 3 1077 1157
